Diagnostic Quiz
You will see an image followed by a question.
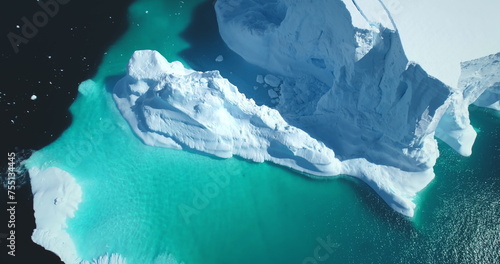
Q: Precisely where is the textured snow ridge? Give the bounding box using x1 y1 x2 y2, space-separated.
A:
113 50 342 176
115 50 441 217
29 167 82 264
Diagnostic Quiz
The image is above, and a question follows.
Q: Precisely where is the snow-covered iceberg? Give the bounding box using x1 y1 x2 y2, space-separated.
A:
112 0 498 217
113 50 342 176
113 50 430 217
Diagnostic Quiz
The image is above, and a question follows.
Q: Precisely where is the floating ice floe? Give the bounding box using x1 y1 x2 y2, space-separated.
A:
256 74 264 84
267 89 279 99
264 74 281 87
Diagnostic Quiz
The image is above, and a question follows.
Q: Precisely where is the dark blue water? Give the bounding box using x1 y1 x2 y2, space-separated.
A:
0 1 134 263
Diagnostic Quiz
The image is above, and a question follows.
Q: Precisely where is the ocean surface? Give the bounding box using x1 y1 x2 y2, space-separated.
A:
3 0 500 263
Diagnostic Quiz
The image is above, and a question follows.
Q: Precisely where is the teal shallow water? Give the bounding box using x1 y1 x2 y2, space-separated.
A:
26 0 499 263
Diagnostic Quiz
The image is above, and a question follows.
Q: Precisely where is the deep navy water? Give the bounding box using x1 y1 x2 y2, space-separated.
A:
1 1 134 263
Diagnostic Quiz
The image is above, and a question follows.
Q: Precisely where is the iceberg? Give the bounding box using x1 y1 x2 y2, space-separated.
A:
113 50 342 176
112 0 498 217
114 50 433 217
210 0 498 211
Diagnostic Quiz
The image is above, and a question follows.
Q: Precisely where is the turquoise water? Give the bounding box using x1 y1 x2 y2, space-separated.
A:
26 0 499 263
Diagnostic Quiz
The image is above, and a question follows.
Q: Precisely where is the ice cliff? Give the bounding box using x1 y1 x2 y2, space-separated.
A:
113 0 499 217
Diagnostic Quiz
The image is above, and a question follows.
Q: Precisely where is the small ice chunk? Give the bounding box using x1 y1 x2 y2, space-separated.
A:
256 75 264 84
31 95 37 100
264 74 281 87
253 86 259 90
215 55 224 62
268 89 279 99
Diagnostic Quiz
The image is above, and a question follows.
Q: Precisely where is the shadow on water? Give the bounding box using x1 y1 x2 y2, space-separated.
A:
346 176 418 230
104 74 127 94
179 0 273 106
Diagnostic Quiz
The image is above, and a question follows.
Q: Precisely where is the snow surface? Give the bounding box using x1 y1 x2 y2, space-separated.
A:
460 52 500 111
29 166 82 264
381 0 500 88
